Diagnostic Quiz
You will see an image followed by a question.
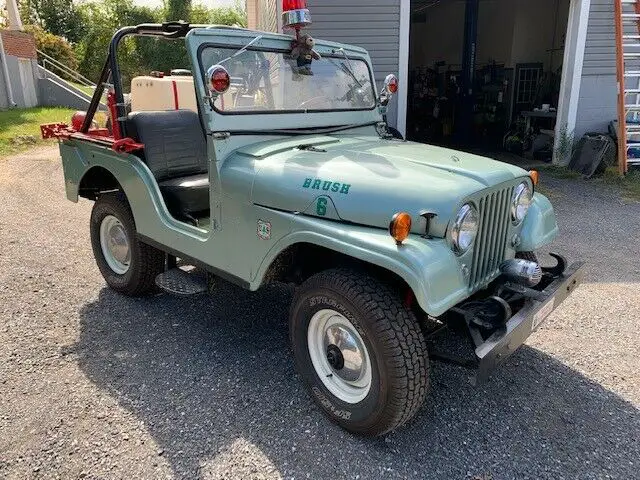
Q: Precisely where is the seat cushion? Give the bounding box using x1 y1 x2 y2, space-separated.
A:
126 110 208 182
158 173 210 217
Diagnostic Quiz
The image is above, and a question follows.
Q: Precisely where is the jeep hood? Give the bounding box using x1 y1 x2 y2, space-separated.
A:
241 135 528 237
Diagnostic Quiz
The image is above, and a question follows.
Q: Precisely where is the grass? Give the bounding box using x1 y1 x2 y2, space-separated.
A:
536 164 582 179
69 81 97 97
537 164 640 201
599 167 640 201
0 107 75 157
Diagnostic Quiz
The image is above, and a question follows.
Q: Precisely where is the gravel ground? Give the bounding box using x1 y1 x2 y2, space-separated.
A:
0 147 639 480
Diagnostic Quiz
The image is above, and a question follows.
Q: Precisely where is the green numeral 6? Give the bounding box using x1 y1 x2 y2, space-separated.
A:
316 197 328 216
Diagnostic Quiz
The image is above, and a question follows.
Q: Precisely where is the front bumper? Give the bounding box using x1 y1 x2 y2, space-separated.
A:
474 261 585 383
430 260 586 383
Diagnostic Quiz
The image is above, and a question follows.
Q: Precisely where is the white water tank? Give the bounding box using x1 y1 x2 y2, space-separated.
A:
130 75 198 112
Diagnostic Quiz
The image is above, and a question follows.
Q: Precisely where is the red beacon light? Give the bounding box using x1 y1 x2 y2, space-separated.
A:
282 0 311 30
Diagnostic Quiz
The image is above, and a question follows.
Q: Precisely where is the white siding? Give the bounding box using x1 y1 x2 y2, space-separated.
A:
305 0 401 126
306 0 400 85
582 0 615 76
575 0 616 137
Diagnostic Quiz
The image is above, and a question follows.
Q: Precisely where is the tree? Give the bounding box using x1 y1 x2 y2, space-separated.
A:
60 0 248 82
165 0 192 22
24 24 77 77
19 0 83 43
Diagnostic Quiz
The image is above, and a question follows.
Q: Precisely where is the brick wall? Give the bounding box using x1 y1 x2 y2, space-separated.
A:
0 30 37 59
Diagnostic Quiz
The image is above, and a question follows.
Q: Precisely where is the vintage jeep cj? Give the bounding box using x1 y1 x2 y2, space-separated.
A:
42 11 584 436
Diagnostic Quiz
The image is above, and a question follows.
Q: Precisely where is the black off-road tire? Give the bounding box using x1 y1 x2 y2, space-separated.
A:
90 193 165 296
290 268 429 436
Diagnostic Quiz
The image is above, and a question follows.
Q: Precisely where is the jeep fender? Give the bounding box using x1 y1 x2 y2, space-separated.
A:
253 214 471 317
518 193 559 252
60 141 206 238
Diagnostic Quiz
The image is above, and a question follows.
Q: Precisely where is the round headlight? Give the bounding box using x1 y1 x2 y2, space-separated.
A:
452 204 479 255
511 182 533 224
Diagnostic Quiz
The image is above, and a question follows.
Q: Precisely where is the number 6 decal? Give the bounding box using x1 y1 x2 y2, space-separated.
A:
316 197 328 216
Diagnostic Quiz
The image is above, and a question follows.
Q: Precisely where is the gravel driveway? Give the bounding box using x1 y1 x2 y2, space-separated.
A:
1 147 638 480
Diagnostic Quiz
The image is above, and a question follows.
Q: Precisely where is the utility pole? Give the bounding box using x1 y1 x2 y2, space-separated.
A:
5 0 23 30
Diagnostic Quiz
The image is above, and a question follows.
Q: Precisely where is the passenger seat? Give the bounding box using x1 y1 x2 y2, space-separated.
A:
126 110 209 223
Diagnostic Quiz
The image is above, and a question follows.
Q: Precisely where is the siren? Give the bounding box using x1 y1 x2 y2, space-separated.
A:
282 0 311 30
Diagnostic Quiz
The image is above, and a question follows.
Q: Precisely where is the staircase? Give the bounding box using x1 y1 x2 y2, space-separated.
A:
615 0 640 173
36 50 106 111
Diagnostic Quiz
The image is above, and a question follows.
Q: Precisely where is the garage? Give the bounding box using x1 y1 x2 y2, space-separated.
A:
407 0 571 159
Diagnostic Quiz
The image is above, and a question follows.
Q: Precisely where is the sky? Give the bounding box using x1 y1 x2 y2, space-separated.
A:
133 0 239 7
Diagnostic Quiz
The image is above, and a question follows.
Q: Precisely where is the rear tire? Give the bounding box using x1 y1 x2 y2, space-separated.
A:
90 193 165 296
290 268 429 436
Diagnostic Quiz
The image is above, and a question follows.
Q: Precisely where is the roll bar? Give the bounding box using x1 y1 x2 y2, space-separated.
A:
81 21 238 136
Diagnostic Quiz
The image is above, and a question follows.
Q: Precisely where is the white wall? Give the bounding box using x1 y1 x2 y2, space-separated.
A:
575 75 616 136
510 0 570 70
573 0 616 138
410 0 570 70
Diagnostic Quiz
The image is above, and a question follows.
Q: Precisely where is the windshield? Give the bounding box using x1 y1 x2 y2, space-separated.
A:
200 46 376 114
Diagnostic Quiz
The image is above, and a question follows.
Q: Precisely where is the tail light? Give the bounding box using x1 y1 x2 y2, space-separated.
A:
282 0 311 29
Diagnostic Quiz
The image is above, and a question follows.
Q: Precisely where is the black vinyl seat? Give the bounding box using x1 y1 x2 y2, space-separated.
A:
126 110 210 221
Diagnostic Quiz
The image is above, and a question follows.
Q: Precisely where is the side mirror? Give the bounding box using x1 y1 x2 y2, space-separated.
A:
377 73 400 140
379 74 399 106
206 65 231 98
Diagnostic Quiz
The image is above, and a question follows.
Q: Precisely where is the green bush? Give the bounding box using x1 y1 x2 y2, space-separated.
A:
24 24 78 78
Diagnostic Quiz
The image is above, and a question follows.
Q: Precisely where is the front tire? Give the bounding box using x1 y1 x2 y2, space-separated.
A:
90 194 165 296
290 268 429 436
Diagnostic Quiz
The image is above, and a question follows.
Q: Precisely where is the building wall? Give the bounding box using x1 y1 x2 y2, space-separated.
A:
575 0 616 137
410 0 569 71
305 0 402 127
510 0 570 70
0 29 39 109
246 0 402 127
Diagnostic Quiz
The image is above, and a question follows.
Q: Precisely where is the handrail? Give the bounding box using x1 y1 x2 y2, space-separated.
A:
36 49 96 88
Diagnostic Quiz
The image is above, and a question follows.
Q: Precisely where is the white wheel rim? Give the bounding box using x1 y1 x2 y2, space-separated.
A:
307 309 372 404
99 215 131 275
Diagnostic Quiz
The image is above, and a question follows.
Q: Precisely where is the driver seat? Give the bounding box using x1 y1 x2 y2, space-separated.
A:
126 110 210 223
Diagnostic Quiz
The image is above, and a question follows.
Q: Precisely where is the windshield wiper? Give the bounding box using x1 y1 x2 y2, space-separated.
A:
213 121 378 137
331 48 363 88
216 35 264 66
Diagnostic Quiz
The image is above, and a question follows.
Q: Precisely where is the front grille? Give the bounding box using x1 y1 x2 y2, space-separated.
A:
469 185 515 290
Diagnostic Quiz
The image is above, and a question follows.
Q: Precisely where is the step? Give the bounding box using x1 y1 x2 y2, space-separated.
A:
155 267 208 296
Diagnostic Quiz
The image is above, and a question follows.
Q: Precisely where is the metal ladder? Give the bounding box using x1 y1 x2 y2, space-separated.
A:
615 0 640 173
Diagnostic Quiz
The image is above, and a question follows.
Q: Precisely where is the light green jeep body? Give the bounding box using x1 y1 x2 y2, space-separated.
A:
58 27 558 317
51 24 583 436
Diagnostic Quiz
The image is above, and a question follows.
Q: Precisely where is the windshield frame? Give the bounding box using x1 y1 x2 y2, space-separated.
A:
197 42 378 116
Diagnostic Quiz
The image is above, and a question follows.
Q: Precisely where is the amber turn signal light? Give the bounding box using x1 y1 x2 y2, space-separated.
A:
529 170 539 186
389 212 412 244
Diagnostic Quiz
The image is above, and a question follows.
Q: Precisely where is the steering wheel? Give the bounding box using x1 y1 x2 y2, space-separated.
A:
297 96 333 110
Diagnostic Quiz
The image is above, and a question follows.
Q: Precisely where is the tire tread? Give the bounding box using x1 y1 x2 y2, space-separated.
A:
291 268 429 436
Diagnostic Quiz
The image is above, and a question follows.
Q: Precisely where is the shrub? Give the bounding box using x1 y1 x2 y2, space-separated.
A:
24 24 78 78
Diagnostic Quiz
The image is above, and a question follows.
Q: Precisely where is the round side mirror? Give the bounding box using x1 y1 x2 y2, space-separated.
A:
379 73 399 108
207 65 231 95
384 74 398 94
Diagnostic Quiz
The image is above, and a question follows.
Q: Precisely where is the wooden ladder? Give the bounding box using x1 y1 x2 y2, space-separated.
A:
615 0 640 173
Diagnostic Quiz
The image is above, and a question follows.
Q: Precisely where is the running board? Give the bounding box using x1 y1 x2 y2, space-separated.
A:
155 267 208 296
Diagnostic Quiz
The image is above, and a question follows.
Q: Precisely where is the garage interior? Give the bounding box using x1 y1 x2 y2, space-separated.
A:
408 0 571 160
